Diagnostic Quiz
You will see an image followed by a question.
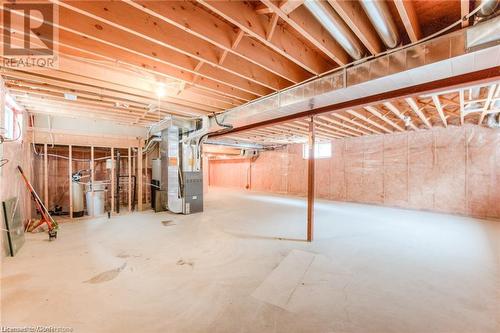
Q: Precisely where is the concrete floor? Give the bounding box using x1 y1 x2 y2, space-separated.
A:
2 188 499 333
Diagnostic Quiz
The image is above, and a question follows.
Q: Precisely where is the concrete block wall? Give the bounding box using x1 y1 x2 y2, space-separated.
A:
208 125 500 220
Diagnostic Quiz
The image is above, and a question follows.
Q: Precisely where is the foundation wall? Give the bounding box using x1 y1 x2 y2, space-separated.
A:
1 80 32 256
208 125 500 219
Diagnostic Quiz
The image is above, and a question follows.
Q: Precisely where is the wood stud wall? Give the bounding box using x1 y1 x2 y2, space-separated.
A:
33 144 148 220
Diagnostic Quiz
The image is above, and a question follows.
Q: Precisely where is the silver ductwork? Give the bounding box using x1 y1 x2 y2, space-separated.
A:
487 112 500 128
476 0 499 17
304 0 365 60
360 0 400 48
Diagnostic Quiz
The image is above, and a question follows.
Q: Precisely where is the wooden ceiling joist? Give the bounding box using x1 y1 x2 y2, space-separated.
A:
345 110 393 134
363 106 404 132
393 0 422 43
314 118 361 137
280 1 306 15
8 11 264 101
461 0 471 28
58 0 288 92
259 0 351 66
130 0 309 84
405 98 432 129
478 84 498 125
383 102 419 131
317 115 371 136
2 73 215 117
430 96 448 127
330 113 382 135
197 0 334 75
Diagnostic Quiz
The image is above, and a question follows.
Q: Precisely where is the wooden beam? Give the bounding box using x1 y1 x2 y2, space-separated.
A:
307 117 315 242
260 0 350 66
68 145 73 219
478 84 497 124
317 115 372 135
43 143 48 209
431 96 448 127
6 12 261 101
314 117 361 137
29 128 143 149
364 106 405 131
459 89 465 125
144 149 148 205
128 147 132 212
327 0 383 55
394 0 422 43
345 110 393 133
406 98 432 129
266 13 279 41
197 0 333 74
91 146 95 193
111 147 115 214
290 120 343 139
137 146 143 211
1 68 226 113
383 102 419 131
280 0 305 15
130 0 309 83
256 3 273 15
330 113 382 134
461 0 470 28
59 0 287 92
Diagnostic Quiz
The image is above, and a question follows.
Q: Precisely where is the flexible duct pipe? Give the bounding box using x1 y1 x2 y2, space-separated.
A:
304 0 365 60
360 0 400 48
477 0 499 17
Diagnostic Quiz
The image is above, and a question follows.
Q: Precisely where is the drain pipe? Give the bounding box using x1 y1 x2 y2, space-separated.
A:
304 0 365 60
360 0 400 48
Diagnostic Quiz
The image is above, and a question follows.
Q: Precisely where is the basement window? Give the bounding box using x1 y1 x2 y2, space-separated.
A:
3 94 22 140
302 142 331 159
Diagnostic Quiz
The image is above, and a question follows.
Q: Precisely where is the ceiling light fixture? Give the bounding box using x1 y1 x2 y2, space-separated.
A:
155 83 166 98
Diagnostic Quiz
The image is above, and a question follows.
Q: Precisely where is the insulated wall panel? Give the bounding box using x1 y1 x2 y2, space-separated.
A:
209 125 500 219
286 145 307 196
467 126 500 218
362 136 384 204
383 133 409 207
408 130 435 211
345 137 364 202
330 140 346 201
434 127 466 214
251 149 288 193
209 159 249 189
